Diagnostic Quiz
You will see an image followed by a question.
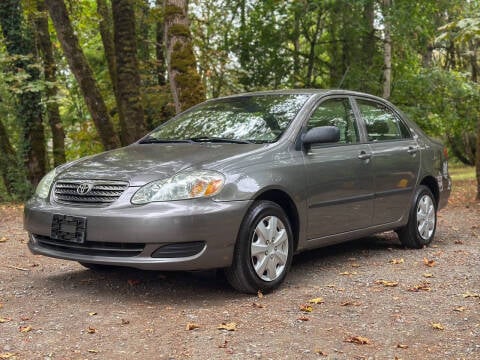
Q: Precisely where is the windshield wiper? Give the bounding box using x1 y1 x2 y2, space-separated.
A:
188 137 251 144
139 137 193 144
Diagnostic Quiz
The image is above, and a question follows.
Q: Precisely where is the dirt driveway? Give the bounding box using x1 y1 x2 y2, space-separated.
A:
1 182 479 360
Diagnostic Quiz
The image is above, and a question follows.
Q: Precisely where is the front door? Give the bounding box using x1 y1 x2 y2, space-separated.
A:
303 97 374 239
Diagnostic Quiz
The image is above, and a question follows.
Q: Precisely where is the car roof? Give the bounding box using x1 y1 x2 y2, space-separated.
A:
213 89 388 103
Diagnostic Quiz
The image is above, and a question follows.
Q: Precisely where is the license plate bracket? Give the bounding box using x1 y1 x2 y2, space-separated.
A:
51 214 87 243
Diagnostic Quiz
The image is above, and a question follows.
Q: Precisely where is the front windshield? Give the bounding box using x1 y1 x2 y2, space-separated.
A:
143 94 310 143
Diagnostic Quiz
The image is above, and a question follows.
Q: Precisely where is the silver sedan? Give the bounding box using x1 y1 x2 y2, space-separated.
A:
24 90 451 293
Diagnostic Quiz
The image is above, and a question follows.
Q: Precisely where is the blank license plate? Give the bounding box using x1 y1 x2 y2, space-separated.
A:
51 214 87 243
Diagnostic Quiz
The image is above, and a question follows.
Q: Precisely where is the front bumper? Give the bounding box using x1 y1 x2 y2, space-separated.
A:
24 196 251 270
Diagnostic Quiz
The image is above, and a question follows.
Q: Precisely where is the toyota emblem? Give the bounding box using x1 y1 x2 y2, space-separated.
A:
77 183 93 195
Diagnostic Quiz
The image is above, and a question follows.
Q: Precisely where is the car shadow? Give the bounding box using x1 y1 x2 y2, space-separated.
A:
41 232 402 303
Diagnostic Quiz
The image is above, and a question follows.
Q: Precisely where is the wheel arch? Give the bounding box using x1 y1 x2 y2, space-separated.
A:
254 189 300 252
419 176 439 206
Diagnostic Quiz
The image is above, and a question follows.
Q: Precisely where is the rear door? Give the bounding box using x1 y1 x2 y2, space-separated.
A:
302 97 374 239
353 98 420 225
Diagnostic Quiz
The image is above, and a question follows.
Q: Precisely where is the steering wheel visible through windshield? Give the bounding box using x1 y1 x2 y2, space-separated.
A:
141 94 310 144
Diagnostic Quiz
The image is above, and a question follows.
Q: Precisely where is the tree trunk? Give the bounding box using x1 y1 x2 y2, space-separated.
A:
112 0 146 144
306 10 322 87
0 0 46 188
476 115 480 200
382 0 392 99
164 0 205 113
155 0 166 86
362 0 375 68
0 119 26 197
34 0 66 166
45 0 120 150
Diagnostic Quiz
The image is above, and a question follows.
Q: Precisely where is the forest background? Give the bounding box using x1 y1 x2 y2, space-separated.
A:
0 0 479 201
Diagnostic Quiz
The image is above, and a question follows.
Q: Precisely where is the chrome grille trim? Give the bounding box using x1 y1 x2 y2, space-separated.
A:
53 179 128 205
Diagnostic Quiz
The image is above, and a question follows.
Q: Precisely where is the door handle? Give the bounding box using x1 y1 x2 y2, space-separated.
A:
358 151 372 160
408 146 419 155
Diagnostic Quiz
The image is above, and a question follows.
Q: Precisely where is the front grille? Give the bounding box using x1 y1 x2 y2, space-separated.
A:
54 180 128 205
33 234 144 257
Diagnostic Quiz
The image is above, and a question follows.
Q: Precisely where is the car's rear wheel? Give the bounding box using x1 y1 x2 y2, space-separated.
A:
78 262 116 271
225 201 293 294
397 185 437 248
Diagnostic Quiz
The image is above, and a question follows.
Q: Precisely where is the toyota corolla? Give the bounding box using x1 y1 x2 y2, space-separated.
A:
24 90 451 293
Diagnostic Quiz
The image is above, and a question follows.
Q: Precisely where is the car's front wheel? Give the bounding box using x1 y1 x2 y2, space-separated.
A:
397 185 437 248
225 201 293 293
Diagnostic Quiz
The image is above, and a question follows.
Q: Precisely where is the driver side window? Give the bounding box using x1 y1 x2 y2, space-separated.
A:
307 98 359 144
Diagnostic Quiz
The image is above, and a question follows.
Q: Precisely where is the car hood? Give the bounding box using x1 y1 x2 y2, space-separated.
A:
56 143 264 186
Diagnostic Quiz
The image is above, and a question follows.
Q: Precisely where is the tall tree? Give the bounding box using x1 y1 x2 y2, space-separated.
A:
45 0 120 150
0 0 46 187
112 0 145 144
164 0 205 113
33 0 66 166
382 0 392 99
0 119 26 197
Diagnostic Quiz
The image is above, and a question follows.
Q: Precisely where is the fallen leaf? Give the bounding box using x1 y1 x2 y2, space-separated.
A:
186 323 200 331
344 335 371 345
121 319 130 325
351 263 361 268
217 322 237 331
431 323 445 330
314 349 328 356
453 306 466 312
20 316 30 321
397 344 409 349
339 271 357 276
251 302 264 308
127 279 141 286
88 312 97 316
0 317 12 323
19 325 32 333
423 273 434 278
375 280 399 287
454 240 463 244
462 291 480 298
299 304 313 312
308 297 324 304
257 290 264 298
218 340 228 348
0 237 7 243
340 301 362 306
408 283 431 292
87 349 99 354
297 316 309 321
86 326 97 334
390 258 404 264
0 353 15 359
423 258 436 267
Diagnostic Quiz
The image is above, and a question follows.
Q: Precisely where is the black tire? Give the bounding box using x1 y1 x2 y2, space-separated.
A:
78 262 117 271
225 200 294 294
397 185 437 249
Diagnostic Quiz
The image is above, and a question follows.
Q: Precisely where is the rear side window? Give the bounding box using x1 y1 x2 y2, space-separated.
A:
357 99 411 142
307 98 359 144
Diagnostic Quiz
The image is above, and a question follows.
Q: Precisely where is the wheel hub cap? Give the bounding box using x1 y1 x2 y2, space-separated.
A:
250 216 289 282
417 194 435 240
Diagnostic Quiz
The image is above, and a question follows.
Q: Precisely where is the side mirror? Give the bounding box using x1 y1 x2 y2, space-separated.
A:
302 126 340 147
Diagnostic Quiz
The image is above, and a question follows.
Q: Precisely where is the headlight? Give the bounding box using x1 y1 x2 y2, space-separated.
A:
35 168 56 199
131 170 225 204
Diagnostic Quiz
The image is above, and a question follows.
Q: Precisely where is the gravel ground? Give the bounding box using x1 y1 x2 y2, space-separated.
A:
0 183 479 360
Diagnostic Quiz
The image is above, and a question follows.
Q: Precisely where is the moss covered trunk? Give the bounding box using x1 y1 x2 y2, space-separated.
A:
164 0 205 113
112 0 146 144
45 0 120 150
0 0 46 188
34 0 66 167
